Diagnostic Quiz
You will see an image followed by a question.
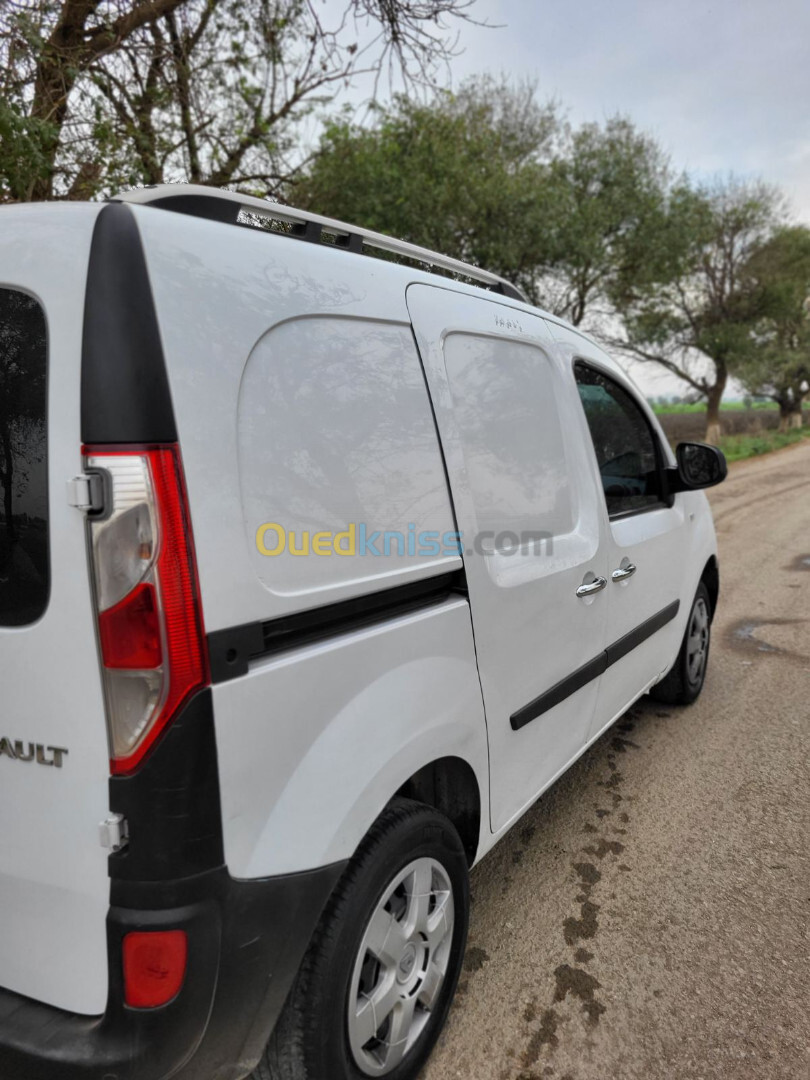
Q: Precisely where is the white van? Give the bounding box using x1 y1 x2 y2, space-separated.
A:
0 185 725 1080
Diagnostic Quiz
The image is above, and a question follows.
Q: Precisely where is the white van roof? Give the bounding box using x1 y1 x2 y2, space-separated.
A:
113 183 529 303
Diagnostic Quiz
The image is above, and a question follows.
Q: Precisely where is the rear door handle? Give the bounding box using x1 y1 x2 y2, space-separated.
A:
611 563 637 582
576 576 607 598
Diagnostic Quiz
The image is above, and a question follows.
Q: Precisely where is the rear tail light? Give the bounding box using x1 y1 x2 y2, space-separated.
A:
123 930 188 1008
84 445 208 775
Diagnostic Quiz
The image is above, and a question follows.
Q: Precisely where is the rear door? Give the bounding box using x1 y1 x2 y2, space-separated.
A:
0 206 111 1014
408 285 610 832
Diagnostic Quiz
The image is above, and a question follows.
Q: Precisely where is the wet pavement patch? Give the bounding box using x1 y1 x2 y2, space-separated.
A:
727 616 809 662
563 900 599 945
521 1008 561 1065
583 838 625 859
553 964 606 1025
573 862 601 887
464 945 490 973
611 736 641 753
518 707 644 1074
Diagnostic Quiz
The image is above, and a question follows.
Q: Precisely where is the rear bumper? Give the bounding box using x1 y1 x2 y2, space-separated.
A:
0 689 345 1080
0 861 344 1080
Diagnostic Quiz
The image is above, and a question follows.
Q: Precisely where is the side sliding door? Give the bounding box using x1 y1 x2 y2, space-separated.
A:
408 285 611 833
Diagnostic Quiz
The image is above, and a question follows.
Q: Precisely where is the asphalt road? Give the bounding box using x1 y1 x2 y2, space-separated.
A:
422 440 810 1080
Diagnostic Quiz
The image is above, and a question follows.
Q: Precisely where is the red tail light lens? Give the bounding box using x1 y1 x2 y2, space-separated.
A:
98 583 162 669
84 444 209 774
123 930 188 1008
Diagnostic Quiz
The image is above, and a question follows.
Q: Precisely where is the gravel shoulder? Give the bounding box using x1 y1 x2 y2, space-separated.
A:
421 440 810 1080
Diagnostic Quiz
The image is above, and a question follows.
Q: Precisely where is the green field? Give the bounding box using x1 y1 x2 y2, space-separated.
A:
718 426 810 462
651 400 780 414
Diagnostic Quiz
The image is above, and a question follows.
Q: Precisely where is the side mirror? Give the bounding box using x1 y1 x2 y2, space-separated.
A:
671 441 728 491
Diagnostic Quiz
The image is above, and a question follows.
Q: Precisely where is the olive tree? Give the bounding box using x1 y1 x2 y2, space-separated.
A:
736 226 810 429
611 179 784 444
294 82 670 323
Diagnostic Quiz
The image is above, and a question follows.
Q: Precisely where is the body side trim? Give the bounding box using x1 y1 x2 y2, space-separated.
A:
207 568 468 683
510 599 680 731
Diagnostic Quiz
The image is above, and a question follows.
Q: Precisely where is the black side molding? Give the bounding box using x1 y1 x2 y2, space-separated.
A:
605 600 680 667
511 600 680 731
510 652 608 732
208 568 468 684
82 202 177 443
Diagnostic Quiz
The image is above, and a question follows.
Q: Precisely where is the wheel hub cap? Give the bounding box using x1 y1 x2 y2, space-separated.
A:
347 856 455 1076
687 596 710 684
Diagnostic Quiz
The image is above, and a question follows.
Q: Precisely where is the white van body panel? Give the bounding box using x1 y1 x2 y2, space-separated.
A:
0 204 110 1014
407 285 612 833
132 207 462 636
214 598 488 877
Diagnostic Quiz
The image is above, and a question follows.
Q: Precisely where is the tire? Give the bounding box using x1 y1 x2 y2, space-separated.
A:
649 581 712 706
255 797 470 1080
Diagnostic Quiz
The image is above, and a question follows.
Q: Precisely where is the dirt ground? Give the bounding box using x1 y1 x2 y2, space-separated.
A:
421 439 810 1080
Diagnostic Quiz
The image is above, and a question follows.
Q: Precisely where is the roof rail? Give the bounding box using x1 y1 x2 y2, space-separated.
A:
113 184 529 303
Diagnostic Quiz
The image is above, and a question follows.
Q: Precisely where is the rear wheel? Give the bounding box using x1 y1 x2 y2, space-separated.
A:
256 798 469 1080
649 581 712 705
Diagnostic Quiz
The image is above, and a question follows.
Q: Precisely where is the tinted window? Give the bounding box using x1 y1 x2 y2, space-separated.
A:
575 363 664 517
0 289 48 625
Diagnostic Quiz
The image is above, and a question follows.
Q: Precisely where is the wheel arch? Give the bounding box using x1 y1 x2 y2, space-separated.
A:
701 554 719 620
394 756 482 866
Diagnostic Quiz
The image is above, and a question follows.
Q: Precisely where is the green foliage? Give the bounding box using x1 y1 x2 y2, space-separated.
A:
539 117 671 323
651 400 781 415
0 102 56 202
734 226 810 415
612 178 786 439
295 83 670 324
294 79 560 303
719 426 810 462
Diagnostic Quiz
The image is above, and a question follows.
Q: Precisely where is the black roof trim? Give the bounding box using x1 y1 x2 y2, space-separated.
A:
82 202 177 444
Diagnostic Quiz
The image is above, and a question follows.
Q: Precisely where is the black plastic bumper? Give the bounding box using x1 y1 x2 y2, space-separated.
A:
0 862 344 1080
0 690 346 1079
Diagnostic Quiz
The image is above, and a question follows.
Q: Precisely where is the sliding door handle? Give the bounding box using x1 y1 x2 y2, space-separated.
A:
576 576 607 598
612 562 637 582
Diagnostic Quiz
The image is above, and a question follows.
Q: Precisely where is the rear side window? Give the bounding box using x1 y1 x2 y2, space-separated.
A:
0 288 48 626
574 362 665 518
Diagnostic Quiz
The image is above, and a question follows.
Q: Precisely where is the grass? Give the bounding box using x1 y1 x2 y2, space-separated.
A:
651 400 780 414
718 426 810 463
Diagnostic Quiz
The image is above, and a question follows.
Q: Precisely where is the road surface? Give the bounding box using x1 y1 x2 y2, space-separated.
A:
422 440 810 1080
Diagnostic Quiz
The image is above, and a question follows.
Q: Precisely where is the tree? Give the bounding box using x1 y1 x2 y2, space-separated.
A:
295 82 671 323
0 0 481 202
736 226 810 430
611 178 784 444
538 116 671 326
293 77 562 303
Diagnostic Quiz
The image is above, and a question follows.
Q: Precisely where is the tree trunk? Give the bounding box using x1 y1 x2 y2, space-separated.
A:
776 396 804 431
704 373 726 446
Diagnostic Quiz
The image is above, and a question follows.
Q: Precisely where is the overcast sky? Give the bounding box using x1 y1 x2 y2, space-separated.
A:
438 0 810 396
446 0 810 222
347 0 810 397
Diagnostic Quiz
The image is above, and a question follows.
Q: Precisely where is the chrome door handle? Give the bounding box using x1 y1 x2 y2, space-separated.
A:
611 563 637 582
576 576 607 598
